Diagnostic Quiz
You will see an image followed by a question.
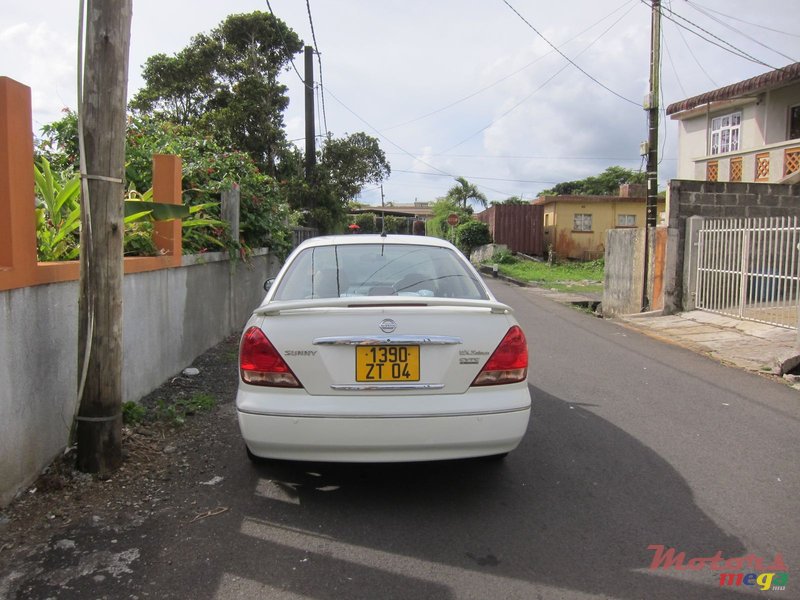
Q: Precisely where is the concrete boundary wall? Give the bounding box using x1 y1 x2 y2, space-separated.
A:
602 228 646 316
0 250 279 506
662 179 799 314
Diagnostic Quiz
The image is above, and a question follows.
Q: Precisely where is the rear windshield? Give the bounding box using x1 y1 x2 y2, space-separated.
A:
273 243 489 301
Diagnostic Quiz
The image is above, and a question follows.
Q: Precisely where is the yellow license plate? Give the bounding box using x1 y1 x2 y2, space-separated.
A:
356 346 420 382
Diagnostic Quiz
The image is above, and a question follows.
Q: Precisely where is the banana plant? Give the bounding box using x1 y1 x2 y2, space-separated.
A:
34 157 81 261
125 186 227 253
34 158 227 260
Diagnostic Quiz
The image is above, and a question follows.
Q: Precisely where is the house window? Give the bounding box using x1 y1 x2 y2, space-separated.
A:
710 112 741 155
573 213 592 232
544 213 551 226
790 105 800 140
617 214 636 227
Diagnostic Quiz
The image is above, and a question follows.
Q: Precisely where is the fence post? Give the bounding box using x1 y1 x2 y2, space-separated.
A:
682 215 704 311
0 77 37 286
221 184 241 244
152 154 182 264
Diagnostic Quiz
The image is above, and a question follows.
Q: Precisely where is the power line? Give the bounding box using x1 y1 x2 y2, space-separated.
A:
393 169 560 184
382 0 637 132
686 1 800 39
439 0 639 155
662 29 688 97
384 151 674 161
672 13 717 86
305 0 329 135
264 0 306 87
642 0 782 71
500 0 640 107
685 1 796 63
320 84 513 197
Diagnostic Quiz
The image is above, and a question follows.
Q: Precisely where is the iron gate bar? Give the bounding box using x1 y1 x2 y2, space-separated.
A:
696 216 799 330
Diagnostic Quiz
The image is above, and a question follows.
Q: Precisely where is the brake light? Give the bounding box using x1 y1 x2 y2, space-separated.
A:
472 325 528 386
240 326 301 387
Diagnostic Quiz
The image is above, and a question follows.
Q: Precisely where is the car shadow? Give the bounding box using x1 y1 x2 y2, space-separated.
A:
179 382 758 599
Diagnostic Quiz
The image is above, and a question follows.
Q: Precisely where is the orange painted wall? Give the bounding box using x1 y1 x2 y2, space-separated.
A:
0 77 182 293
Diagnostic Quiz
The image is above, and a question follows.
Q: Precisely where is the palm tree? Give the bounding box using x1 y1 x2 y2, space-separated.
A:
446 176 488 209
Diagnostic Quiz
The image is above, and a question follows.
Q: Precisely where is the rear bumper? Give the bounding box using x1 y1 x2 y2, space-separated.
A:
237 408 530 462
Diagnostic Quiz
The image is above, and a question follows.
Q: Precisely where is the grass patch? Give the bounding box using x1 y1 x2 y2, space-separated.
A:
123 393 218 428
495 257 604 291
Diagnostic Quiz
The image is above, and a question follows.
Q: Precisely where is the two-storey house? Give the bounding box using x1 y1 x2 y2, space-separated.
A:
667 62 800 184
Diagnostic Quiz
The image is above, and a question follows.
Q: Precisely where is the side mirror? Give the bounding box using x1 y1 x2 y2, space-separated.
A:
263 278 275 292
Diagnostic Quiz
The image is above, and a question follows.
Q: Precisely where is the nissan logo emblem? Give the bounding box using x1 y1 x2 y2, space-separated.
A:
379 319 397 333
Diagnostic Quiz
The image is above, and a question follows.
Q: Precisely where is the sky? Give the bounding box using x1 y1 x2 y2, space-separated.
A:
2 0 799 207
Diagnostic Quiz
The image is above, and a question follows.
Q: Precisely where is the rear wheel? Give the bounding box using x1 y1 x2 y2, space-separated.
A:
481 452 509 462
245 444 263 463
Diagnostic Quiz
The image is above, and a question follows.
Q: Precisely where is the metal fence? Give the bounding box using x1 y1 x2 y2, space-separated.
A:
696 216 800 329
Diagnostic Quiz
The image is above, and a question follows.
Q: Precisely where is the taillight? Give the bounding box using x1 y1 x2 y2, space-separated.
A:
240 326 301 387
472 325 528 386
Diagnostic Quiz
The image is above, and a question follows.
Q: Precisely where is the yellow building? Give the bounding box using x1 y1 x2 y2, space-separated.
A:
533 188 666 260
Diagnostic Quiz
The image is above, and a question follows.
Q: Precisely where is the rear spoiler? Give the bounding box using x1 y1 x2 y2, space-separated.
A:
253 296 512 316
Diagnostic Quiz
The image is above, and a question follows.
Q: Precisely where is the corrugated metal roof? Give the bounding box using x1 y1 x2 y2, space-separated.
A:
666 62 800 116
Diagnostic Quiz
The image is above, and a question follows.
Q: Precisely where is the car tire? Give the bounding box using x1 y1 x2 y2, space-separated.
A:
245 444 263 463
481 452 509 462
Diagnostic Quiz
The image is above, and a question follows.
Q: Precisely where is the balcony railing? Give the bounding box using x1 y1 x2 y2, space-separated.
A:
694 139 800 183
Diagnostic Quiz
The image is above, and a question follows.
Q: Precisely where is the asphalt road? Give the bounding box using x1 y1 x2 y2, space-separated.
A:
6 278 799 599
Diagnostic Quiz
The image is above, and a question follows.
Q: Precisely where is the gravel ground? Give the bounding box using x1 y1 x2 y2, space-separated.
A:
0 335 241 598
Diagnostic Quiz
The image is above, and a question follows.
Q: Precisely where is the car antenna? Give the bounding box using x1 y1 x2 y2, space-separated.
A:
380 184 388 237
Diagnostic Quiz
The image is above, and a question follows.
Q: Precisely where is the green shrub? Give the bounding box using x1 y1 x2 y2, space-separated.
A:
122 401 147 425
492 249 518 264
455 220 492 255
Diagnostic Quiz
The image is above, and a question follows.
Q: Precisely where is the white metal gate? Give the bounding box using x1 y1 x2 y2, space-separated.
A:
696 216 800 329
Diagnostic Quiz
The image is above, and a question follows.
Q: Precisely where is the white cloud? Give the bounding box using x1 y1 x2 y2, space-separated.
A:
3 0 798 201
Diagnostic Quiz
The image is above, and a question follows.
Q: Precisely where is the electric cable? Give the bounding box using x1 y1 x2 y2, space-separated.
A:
265 0 307 88
73 0 94 435
500 0 640 106
382 0 637 132
685 1 796 63
385 152 655 161
393 169 560 184
662 30 688 98
305 0 329 135
685 0 800 39
672 13 717 86
320 84 513 198
440 0 639 155
641 0 782 71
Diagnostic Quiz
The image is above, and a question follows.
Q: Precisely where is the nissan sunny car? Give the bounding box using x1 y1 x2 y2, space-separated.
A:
236 234 531 462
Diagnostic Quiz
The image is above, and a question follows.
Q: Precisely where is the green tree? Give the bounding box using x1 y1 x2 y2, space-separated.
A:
130 11 303 174
286 132 390 234
36 109 79 174
445 176 488 209
540 166 645 196
318 133 391 201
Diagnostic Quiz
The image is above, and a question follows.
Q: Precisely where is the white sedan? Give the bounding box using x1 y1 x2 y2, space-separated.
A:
236 234 531 462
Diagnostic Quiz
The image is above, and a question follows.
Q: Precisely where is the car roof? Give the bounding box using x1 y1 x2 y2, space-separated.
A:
295 234 458 251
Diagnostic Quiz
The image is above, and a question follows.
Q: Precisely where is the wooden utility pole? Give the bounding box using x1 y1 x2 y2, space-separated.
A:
646 0 661 229
304 46 316 182
76 0 133 474
642 0 661 310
